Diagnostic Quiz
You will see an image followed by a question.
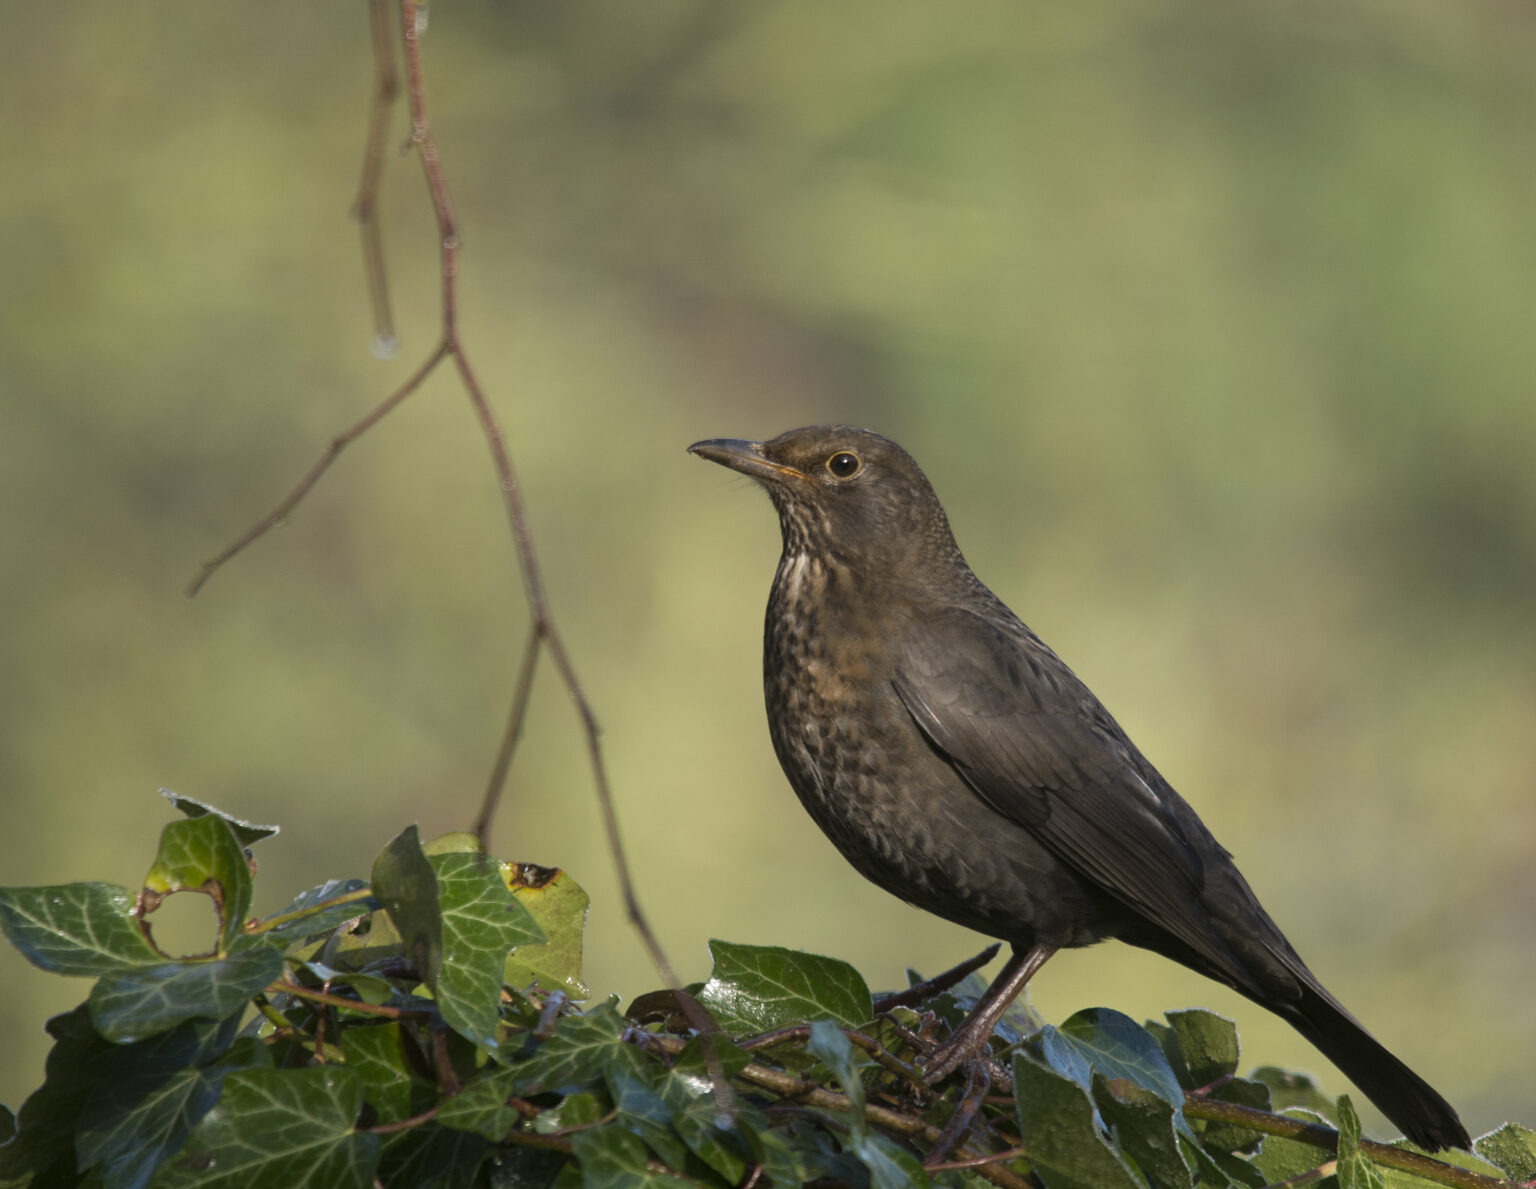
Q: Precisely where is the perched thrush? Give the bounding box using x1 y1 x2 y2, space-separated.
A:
689 424 1467 1152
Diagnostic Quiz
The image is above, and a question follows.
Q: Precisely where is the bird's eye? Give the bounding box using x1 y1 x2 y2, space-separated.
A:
826 451 862 479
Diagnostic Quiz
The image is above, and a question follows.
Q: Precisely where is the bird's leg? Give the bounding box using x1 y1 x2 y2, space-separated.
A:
923 943 1057 1084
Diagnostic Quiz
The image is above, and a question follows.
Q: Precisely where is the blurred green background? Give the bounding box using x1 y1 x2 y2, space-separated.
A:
3 0 1533 1138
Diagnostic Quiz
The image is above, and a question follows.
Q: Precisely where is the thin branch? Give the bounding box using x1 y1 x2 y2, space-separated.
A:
244 886 376 935
186 341 448 596
267 980 431 1020
1182 1099 1513 1189
187 0 730 1120
352 0 399 356
872 943 1001 1014
473 621 541 846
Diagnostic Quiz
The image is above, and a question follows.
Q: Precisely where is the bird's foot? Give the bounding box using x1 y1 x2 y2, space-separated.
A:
923 1060 991 1164
923 1018 998 1085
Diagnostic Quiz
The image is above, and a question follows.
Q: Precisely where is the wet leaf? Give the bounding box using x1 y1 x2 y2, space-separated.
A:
1474 1122 1536 1181
0 884 160 976
698 941 871 1034
1038 1008 1185 1113
89 943 285 1043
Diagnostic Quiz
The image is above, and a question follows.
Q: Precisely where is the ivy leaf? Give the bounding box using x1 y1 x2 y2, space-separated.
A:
1164 1009 1239 1088
1196 1078 1270 1154
436 1066 523 1141
1250 1109 1339 1185
256 879 377 945
141 817 253 955
376 1127 489 1189
370 826 443 988
515 1003 627 1095
1249 1066 1336 1120
604 1059 688 1170
0 1004 116 1186
158 792 279 848
1474 1123 1536 1181
0 884 160 976
430 851 545 1050
1038 1008 1185 1113
805 1020 864 1138
569 1127 692 1189
1012 1049 1146 1189
1091 1074 1193 1189
338 1024 432 1127
698 941 871 1034
1334 1096 1385 1189
89 943 285 1043
76 1014 253 1189
149 1067 379 1189
502 864 590 1000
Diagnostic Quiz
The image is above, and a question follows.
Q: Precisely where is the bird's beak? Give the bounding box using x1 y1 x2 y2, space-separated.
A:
688 438 805 485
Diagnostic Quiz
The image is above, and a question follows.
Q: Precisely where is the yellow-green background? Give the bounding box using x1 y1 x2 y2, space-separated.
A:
3 0 1533 1139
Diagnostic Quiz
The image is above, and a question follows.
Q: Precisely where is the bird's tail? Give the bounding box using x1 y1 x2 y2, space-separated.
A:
1280 977 1469 1152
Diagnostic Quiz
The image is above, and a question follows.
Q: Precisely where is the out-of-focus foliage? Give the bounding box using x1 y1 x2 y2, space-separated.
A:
2 0 1532 1137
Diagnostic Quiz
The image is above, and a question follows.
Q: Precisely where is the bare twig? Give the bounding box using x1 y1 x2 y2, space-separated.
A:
472 621 540 845
1182 1098 1514 1189
185 342 447 597
353 0 399 355
187 0 730 1117
872 942 1001 1014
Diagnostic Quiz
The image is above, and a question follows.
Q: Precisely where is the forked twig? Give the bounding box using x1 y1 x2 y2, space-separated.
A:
187 0 729 1111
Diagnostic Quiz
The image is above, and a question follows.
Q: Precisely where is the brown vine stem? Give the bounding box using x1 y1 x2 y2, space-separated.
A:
186 0 730 1116
1182 1098 1514 1189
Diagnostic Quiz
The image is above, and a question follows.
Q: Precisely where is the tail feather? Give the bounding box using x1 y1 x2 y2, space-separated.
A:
1281 979 1469 1152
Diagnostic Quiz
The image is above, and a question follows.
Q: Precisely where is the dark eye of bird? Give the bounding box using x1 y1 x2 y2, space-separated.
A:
826 451 862 479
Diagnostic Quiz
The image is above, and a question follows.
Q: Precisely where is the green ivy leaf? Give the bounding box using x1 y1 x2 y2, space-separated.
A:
141 817 253 955
1012 1049 1145 1189
515 1003 627 1095
1092 1075 1193 1189
698 941 871 1034
338 1024 431 1127
1196 1078 1270 1154
370 826 444 988
1038 1008 1185 1113
436 1067 522 1141
377 1126 489 1189
0 884 160 976
76 1014 255 1189
158 792 279 848
1474 1122 1536 1181
603 1059 688 1170
1249 1067 1336 1120
257 880 377 945
89 943 285 1043
430 851 545 1050
569 1126 691 1189
0 1004 116 1186
1249 1109 1339 1185
502 864 590 1000
1164 1009 1239 1088
805 1020 864 1137
149 1067 379 1189
1335 1096 1385 1189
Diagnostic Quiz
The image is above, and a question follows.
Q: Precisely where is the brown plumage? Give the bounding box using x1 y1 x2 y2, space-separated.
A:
689 424 1468 1152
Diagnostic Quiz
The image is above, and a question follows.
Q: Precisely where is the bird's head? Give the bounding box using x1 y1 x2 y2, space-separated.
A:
688 425 965 581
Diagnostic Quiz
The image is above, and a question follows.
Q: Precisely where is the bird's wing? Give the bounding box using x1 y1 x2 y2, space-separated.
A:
892 605 1259 991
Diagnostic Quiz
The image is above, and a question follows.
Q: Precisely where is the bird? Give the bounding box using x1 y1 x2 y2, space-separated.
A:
687 424 1469 1152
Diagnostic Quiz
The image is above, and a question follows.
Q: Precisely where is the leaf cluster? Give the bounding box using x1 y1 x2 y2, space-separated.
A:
1 797 1532 1189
